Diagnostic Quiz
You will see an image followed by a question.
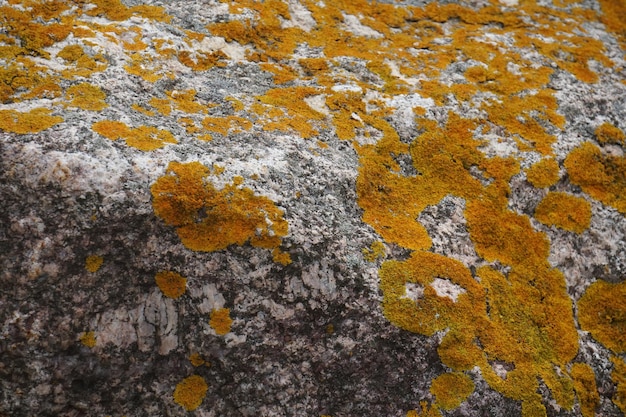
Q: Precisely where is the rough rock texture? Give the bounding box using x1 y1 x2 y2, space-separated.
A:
1 0 625 416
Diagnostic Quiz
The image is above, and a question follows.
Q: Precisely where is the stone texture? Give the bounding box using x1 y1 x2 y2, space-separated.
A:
1 0 625 416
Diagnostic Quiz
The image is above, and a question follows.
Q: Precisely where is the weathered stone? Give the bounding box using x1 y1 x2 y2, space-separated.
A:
1 0 625 416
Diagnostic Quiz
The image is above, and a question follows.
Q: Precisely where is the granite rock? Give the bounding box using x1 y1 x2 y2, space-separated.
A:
1 0 625 416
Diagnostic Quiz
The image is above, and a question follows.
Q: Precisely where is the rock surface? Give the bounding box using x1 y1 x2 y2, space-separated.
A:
1 0 626 416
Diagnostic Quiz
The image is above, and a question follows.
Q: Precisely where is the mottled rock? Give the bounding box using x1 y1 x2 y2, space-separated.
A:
1 0 626 416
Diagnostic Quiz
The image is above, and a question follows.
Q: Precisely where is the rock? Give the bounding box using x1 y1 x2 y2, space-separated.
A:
1 0 625 416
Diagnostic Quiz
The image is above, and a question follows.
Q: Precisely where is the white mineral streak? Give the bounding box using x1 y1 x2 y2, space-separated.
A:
386 60 421 86
197 36 248 62
301 259 337 297
331 84 363 92
262 299 295 320
191 283 227 315
7 144 128 197
94 289 178 354
386 93 435 110
304 94 330 115
341 13 384 39
430 278 466 302
95 307 138 349
282 0 317 31
402 282 425 302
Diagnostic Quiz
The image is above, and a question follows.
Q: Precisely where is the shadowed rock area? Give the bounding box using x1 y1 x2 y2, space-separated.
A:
1 0 625 416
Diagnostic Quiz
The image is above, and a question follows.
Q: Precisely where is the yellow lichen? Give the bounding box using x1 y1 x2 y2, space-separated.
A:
79 331 96 348
1 0 621 414
611 356 626 413
526 158 560 189
131 103 155 117
173 375 208 411
155 271 187 299
430 372 474 410
150 161 289 254
209 308 232 336
595 122 625 145
0 108 63 134
65 83 108 111
534 192 592 233
85 255 104 272
124 53 164 83
92 120 131 140
570 363 599 417
578 280 626 354
225 96 244 111
148 97 172 115
92 121 177 151
362 241 385 262
178 50 227 71
271 248 292 266
259 63 299 84
57 44 85 62
406 402 442 417
564 142 626 214
189 353 207 367
201 116 252 136
126 126 177 151
166 89 206 114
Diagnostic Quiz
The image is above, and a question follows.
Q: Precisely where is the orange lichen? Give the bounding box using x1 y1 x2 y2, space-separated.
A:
1 0 621 414
611 356 626 413
83 0 170 23
362 241 385 262
131 103 155 117
155 271 187 299
564 142 626 214
578 280 626 354
299 58 329 76
92 121 177 151
173 375 208 411
201 116 252 136
85 255 104 272
125 126 177 151
271 248 292 266
598 0 626 54
57 44 85 62
65 83 108 111
148 97 172 115
151 161 289 255
92 120 131 140
166 89 206 114
256 86 325 138
534 192 592 233
79 331 97 348
430 372 474 410
57 44 107 79
178 50 228 71
0 108 63 134
373 109 578 416
189 353 207 367
526 158 560 189
595 122 625 145
178 117 202 135
209 308 233 335
121 27 147 52
259 63 299 84
124 53 164 83
406 402 442 417
84 0 132 21
570 363 599 417
225 96 244 112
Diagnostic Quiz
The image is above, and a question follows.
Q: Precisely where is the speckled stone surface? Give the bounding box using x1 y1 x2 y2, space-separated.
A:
1 0 625 416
